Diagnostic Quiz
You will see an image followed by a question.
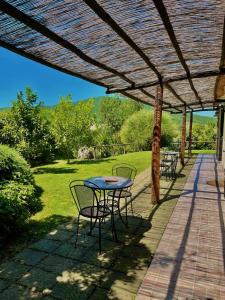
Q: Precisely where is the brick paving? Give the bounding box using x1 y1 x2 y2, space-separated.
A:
0 161 192 299
137 154 225 300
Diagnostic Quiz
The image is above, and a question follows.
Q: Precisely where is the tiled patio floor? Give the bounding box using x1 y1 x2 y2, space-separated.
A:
0 159 193 299
137 154 225 300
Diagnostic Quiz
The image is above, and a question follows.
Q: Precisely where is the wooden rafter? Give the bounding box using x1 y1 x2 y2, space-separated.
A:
106 70 220 94
164 99 216 110
152 0 203 108
220 17 225 69
215 17 225 100
0 0 134 86
140 88 181 111
0 39 109 89
170 108 218 114
121 89 181 112
165 83 191 109
83 0 162 81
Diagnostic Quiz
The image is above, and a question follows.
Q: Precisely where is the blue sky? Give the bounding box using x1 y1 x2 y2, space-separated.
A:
0 47 106 107
0 47 214 117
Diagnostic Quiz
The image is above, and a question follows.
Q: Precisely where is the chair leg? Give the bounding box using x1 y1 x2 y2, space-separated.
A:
88 217 93 236
98 218 102 254
130 198 134 216
75 213 80 248
118 198 128 228
125 197 128 227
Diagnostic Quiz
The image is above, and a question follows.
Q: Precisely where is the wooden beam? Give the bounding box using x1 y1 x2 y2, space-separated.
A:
0 39 108 89
180 107 186 166
165 83 191 110
152 0 203 108
83 0 162 80
164 99 216 110
220 17 225 68
0 0 134 86
170 108 217 114
140 88 181 112
151 85 163 204
107 70 221 94
215 18 225 100
188 111 193 157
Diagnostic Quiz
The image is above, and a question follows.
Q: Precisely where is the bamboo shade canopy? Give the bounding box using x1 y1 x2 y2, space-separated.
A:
0 0 225 112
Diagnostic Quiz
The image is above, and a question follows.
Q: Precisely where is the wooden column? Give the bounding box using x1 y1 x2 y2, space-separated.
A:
151 84 163 204
180 106 186 166
188 111 193 158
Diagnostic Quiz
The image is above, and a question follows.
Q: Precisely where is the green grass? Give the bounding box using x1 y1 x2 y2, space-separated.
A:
33 151 151 220
190 149 216 154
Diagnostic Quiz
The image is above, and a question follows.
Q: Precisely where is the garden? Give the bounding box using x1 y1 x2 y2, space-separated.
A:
0 87 216 261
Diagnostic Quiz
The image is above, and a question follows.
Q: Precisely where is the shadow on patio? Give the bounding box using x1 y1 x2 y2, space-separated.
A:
0 156 194 299
137 154 225 300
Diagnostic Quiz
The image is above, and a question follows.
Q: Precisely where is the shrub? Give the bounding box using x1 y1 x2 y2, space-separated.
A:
120 110 176 150
0 182 42 234
0 145 42 236
0 145 33 184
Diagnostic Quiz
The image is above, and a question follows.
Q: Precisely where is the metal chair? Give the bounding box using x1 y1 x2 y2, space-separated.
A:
107 164 137 226
69 180 111 253
160 152 178 180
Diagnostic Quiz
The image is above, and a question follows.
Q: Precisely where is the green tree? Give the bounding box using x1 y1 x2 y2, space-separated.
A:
192 121 216 149
120 110 176 150
51 95 94 163
99 96 143 139
0 87 55 165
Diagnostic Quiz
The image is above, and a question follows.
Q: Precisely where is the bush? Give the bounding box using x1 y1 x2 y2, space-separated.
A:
0 182 42 234
0 145 33 184
120 110 176 150
0 145 42 236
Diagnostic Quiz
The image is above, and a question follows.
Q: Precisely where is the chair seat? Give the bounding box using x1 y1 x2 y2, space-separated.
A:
80 206 111 218
107 190 132 198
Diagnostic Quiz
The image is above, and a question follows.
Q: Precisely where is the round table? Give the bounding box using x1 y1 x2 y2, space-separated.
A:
84 176 133 190
84 176 133 241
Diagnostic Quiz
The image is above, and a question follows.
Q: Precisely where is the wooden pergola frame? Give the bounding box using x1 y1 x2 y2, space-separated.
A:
0 0 224 204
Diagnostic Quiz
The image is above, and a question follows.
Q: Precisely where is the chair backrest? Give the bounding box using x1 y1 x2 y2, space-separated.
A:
69 180 100 212
112 163 137 180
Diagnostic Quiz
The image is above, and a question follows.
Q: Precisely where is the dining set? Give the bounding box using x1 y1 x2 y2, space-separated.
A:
69 164 137 253
160 151 179 180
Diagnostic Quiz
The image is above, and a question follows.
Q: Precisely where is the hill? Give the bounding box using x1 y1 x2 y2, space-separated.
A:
0 96 215 126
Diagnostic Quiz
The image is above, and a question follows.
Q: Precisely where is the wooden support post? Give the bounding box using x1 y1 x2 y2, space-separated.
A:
151 84 163 204
180 106 186 166
188 111 193 158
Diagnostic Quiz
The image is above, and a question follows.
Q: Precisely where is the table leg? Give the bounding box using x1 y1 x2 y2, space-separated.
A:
111 189 118 242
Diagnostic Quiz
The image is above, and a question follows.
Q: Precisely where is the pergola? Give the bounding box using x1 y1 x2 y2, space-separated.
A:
1 0 225 203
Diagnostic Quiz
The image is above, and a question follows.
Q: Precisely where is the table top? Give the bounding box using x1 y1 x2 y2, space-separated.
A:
84 176 133 190
162 151 179 155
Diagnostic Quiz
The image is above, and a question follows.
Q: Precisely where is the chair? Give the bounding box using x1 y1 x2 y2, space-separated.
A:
107 164 137 226
160 152 178 180
69 180 111 253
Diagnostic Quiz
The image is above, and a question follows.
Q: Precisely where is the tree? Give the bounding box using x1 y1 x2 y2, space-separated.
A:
192 121 216 149
120 110 176 150
51 95 94 163
99 96 143 140
0 87 55 165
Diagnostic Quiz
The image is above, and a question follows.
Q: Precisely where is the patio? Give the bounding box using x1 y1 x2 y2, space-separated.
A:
138 154 225 299
1 1 225 299
0 156 193 299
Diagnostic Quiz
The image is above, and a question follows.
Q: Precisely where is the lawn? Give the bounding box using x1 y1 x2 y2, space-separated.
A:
33 151 151 221
191 149 215 154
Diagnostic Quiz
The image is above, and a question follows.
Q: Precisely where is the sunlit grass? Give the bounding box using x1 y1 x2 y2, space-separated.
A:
33 151 151 220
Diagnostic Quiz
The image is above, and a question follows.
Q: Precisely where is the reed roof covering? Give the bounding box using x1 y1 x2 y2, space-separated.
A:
0 0 225 112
